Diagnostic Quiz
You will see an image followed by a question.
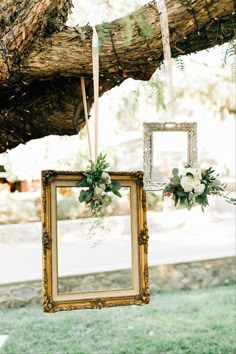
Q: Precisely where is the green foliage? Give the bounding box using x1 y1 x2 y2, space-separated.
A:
0 285 235 353
135 13 156 40
175 57 185 72
76 153 121 216
172 168 179 176
163 166 235 211
120 13 156 47
223 41 236 83
148 79 165 109
120 17 135 46
97 22 109 46
223 42 235 64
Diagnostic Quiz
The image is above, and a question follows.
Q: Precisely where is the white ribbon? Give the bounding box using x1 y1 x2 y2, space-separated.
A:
92 26 99 162
155 0 175 118
80 26 99 163
80 77 93 162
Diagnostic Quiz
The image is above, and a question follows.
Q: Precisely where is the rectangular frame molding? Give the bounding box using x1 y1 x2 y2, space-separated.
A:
143 122 198 191
41 170 149 312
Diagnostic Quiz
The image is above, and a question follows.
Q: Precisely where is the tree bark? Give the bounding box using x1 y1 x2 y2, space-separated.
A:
0 0 235 152
0 0 72 82
0 75 125 153
14 0 236 82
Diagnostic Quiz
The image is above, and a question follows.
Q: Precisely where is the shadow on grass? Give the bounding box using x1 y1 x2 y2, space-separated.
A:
0 284 235 354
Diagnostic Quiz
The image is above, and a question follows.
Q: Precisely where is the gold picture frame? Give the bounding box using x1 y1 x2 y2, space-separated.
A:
41 170 149 312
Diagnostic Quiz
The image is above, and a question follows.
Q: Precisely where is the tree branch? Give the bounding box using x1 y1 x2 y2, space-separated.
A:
0 0 72 82
0 76 125 153
0 0 235 152
19 0 235 82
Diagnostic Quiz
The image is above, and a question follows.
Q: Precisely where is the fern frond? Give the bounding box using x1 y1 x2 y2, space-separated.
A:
223 43 236 65
120 17 135 46
175 57 185 71
149 80 165 109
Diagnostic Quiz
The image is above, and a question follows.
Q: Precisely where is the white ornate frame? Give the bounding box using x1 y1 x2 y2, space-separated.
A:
41 170 149 312
143 122 198 191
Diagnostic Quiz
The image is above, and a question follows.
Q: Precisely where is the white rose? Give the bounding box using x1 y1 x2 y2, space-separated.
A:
180 176 195 192
194 183 205 195
101 172 111 185
192 177 202 188
183 167 201 179
100 183 106 191
94 185 104 198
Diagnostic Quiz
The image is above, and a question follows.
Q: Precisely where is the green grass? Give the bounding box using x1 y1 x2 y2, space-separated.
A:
0 285 235 354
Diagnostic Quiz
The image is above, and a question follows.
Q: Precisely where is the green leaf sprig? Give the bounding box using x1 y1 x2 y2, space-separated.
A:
76 154 121 217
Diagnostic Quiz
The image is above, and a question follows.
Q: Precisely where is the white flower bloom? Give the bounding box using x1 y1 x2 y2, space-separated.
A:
94 185 104 198
181 173 203 193
180 176 195 192
183 167 201 179
102 172 111 185
100 183 106 191
193 178 204 191
194 183 205 195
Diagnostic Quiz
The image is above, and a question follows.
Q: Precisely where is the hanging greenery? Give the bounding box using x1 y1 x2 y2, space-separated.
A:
163 166 236 211
76 154 121 217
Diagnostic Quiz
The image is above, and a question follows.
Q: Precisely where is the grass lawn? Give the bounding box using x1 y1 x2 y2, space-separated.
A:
0 284 235 354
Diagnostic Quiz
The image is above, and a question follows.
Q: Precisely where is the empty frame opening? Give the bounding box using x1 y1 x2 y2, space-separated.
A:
151 131 188 182
56 185 133 294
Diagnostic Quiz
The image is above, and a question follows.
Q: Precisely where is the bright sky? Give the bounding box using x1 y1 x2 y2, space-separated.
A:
67 0 149 26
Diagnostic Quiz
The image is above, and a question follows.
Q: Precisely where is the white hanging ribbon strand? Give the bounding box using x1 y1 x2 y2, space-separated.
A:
155 0 175 118
80 26 99 164
80 77 93 162
92 26 99 162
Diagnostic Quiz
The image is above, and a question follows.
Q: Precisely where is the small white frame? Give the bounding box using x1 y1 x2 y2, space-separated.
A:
143 122 197 191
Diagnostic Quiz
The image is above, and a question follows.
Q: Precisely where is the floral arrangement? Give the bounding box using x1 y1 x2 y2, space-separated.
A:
163 166 235 211
76 154 121 217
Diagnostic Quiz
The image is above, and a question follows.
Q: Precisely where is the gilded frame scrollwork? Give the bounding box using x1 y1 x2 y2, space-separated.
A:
143 122 198 191
41 170 149 312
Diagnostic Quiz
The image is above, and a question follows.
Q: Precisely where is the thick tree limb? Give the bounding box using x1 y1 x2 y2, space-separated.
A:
20 0 235 81
0 0 235 152
0 0 72 82
0 76 125 153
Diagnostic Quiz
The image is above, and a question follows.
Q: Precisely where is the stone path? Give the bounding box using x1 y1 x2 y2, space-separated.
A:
0 206 235 284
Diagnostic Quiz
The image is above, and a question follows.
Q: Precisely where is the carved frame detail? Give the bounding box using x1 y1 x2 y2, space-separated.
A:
143 122 198 191
41 170 149 312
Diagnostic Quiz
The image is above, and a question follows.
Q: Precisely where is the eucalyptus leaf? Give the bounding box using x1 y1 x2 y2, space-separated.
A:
85 192 93 203
179 196 186 205
79 189 87 203
177 191 186 197
113 190 122 197
87 177 93 187
172 168 179 176
186 203 192 210
172 176 180 186
111 180 121 191
174 195 179 206
76 180 88 188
